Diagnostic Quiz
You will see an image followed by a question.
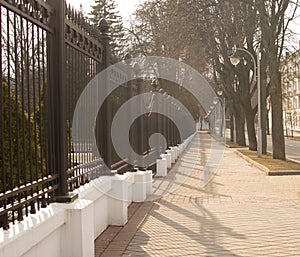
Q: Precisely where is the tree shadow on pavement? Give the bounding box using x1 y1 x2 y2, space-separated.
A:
154 200 246 256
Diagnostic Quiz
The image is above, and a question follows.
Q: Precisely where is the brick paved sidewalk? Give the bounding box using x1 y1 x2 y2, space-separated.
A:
96 132 300 256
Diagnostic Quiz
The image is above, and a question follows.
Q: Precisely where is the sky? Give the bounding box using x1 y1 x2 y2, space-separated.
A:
67 0 300 50
66 0 142 23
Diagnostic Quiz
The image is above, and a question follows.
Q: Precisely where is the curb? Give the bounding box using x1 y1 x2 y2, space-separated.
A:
225 143 247 149
235 150 269 175
235 150 300 176
266 151 300 165
95 201 154 257
209 133 247 149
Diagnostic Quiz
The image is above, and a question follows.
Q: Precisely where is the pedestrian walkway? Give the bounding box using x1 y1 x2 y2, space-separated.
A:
97 132 300 256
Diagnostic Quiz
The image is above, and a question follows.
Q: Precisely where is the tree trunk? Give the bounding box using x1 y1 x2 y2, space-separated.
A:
266 109 270 135
261 100 268 154
235 108 246 146
245 110 257 151
261 101 268 154
270 63 286 160
254 0 288 160
230 113 234 142
261 58 268 154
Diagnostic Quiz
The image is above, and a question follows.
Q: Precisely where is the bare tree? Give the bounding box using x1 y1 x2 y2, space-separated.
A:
128 0 299 158
255 0 299 160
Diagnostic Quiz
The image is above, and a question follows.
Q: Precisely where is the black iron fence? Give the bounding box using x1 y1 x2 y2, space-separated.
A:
0 0 109 230
0 0 55 230
0 0 192 230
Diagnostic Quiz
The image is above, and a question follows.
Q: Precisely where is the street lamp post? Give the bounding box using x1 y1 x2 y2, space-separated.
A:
213 99 220 135
209 105 215 134
217 90 226 138
229 45 262 157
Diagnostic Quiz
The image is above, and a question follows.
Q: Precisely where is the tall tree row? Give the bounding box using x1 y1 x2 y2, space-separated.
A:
129 0 299 160
127 0 209 73
200 0 259 150
255 0 298 159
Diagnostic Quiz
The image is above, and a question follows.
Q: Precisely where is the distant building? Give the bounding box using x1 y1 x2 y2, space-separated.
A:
280 42 300 137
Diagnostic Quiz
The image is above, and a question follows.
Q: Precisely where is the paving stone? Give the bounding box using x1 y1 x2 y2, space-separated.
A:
96 133 300 256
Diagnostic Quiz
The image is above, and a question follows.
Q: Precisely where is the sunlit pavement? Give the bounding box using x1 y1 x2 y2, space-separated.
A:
98 132 300 256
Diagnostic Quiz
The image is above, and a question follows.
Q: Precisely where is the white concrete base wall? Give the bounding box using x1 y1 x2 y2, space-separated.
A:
166 149 176 163
132 171 146 202
0 132 197 257
156 158 167 177
0 170 152 257
161 153 171 168
155 131 197 179
171 146 180 159
144 170 153 195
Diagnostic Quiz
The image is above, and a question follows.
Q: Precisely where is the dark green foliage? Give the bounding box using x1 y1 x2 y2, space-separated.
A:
0 80 45 192
89 0 126 58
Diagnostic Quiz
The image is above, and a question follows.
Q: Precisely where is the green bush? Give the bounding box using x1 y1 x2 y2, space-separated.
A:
0 79 45 193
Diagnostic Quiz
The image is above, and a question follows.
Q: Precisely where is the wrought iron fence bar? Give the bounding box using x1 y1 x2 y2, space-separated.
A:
65 39 102 64
66 159 102 176
31 20 39 213
111 159 129 169
65 2 101 39
0 175 58 201
66 44 71 170
25 16 34 214
0 0 150 229
37 26 43 184
74 44 80 169
84 53 87 165
20 12 28 217
66 159 103 189
0 184 58 215
65 20 103 63
0 0 53 33
47 0 74 202
6 8 13 193
70 44 76 168
13 11 21 214
0 5 8 223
